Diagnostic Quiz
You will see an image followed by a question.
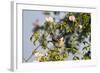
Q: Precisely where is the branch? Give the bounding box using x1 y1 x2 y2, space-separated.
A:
24 45 41 62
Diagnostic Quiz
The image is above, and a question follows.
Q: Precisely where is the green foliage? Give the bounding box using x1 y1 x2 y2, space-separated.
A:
47 48 68 61
73 56 79 60
33 31 40 45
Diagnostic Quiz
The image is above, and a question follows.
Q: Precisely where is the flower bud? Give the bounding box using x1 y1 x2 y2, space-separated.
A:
45 16 54 22
69 15 75 22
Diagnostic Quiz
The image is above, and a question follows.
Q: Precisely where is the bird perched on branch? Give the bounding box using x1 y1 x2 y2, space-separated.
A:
51 35 64 48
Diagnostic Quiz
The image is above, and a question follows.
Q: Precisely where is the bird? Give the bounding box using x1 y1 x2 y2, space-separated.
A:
52 35 64 48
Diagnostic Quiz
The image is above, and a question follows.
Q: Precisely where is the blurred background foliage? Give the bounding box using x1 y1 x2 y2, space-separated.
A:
29 11 91 62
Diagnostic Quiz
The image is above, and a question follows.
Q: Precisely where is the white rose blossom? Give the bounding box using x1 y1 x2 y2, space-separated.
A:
69 15 76 22
34 52 47 61
45 16 54 22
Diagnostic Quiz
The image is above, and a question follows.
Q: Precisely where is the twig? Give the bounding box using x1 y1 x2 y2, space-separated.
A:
24 45 40 62
23 57 27 62
25 54 33 62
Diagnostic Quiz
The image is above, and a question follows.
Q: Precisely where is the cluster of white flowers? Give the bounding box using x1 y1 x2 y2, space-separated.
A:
34 52 44 61
45 16 54 23
34 52 44 58
34 51 48 61
69 15 76 22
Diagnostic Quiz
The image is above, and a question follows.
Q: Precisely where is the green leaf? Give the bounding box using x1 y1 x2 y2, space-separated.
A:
33 31 40 45
73 56 79 60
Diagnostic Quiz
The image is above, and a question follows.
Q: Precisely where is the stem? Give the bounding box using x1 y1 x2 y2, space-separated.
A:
25 54 33 62
24 45 41 62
